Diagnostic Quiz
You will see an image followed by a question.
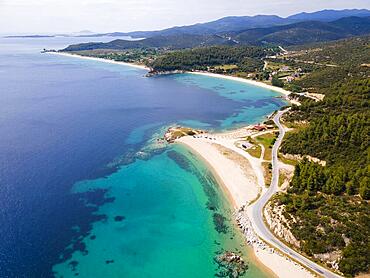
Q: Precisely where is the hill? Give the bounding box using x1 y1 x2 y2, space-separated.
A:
272 37 370 277
63 16 370 52
77 15 288 39
287 8 370 21
288 36 370 91
63 34 238 51
7 9 370 40
148 45 273 72
234 16 370 45
82 9 370 39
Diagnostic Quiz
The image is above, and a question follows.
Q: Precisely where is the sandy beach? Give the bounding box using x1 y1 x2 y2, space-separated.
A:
49 52 301 105
189 71 292 96
178 136 260 208
176 132 314 278
189 71 302 106
49 52 309 277
49 52 298 100
254 248 314 278
48 52 150 70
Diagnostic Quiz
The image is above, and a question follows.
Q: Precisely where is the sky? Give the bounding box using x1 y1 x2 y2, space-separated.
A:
1 0 370 34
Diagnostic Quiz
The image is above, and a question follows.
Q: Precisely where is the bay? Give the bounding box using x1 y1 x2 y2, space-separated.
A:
0 37 286 277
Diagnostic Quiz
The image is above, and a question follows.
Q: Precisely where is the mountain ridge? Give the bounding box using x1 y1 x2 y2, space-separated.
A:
233 16 370 45
80 9 370 38
63 16 370 51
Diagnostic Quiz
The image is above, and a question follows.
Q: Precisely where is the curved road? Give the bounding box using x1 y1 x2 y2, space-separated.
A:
249 109 342 278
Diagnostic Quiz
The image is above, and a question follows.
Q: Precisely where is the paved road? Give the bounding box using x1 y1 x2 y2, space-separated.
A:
249 109 342 278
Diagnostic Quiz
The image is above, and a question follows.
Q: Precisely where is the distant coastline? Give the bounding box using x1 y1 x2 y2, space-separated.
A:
48 51 297 105
4 35 55 38
48 50 311 277
47 51 150 70
188 71 292 97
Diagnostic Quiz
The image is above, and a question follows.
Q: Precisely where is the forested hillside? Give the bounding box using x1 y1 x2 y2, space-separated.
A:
282 79 369 197
233 16 370 46
289 36 370 91
149 46 274 72
275 37 370 276
79 9 370 39
63 34 238 51
62 16 370 53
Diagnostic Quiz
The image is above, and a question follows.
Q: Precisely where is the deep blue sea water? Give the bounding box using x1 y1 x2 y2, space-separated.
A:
0 37 286 277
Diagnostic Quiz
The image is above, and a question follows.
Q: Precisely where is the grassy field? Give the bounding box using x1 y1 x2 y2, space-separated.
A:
255 132 278 160
278 154 298 166
214 64 238 70
265 61 286 71
246 144 262 158
278 170 290 187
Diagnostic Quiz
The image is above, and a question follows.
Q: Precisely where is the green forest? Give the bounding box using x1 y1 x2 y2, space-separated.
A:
148 46 276 72
282 79 369 198
150 38 370 276
278 40 370 276
65 36 370 276
291 36 370 92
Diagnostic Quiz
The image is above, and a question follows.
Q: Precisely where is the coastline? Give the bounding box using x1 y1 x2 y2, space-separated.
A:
177 136 259 209
189 71 292 97
176 133 314 278
47 51 150 70
177 137 278 278
179 138 238 208
48 52 298 105
188 71 301 106
48 52 310 277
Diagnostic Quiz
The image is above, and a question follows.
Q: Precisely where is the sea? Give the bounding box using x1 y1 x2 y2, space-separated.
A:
0 36 286 277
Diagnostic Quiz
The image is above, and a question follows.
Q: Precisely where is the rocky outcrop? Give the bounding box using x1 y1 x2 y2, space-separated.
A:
214 251 248 278
146 70 185 77
281 153 326 166
314 251 341 271
164 126 204 143
264 202 300 248
265 202 345 272
235 206 314 277
235 206 265 248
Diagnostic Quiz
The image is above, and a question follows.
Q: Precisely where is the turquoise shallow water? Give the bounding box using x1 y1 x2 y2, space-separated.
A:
173 73 285 129
50 69 285 278
0 36 285 277
53 145 268 278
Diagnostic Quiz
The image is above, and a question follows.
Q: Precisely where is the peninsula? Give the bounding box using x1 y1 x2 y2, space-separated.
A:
49 19 369 278
4 5 370 278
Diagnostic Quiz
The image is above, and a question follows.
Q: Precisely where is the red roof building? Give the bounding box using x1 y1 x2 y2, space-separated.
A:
253 125 266 131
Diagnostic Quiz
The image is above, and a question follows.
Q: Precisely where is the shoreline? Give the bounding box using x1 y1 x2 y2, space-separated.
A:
175 132 314 278
48 52 298 105
188 71 301 106
48 51 308 277
177 137 278 278
47 51 150 70
179 139 238 208
178 138 245 210
189 71 292 97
